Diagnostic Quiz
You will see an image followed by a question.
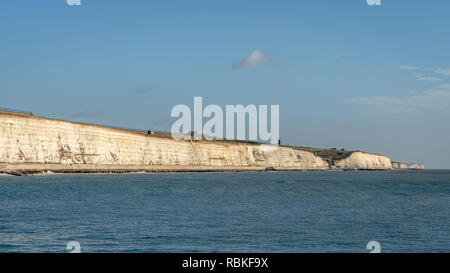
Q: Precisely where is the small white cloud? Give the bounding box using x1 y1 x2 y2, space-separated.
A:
415 73 441 82
346 85 450 112
399 65 420 71
436 68 450 76
398 66 433 72
233 50 272 69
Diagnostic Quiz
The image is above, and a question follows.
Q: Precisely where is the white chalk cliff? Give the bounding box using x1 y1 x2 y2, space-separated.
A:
333 152 392 170
0 112 420 173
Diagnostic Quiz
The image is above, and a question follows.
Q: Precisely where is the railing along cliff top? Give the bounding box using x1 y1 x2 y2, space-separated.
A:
0 107 33 116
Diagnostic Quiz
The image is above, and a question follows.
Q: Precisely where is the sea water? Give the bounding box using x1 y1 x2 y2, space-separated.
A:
0 170 449 252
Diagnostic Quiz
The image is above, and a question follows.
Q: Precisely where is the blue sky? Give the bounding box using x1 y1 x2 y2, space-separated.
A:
1 0 450 168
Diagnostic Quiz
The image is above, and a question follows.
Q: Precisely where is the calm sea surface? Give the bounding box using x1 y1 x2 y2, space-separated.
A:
0 170 449 253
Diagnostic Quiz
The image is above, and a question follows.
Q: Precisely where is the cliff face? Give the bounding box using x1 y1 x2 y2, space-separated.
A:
392 162 425 170
407 163 425 169
333 152 393 170
0 113 328 171
0 113 404 173
391 162 408 169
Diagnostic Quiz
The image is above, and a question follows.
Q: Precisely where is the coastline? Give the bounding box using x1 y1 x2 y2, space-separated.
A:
2 163 322 176
2 163 423 176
